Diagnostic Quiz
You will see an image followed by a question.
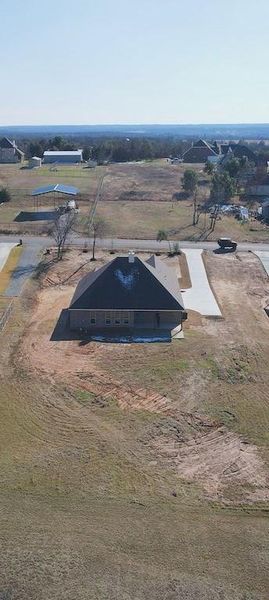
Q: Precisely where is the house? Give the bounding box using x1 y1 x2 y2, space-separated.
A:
43 150 83 164
68 253 187 338
261 199 269 222
0 137 24 163
220 143 256 163
183 139 218 163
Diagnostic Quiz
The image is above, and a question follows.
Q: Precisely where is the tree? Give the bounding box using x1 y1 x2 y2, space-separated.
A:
156 229 168 242
0 187 11 203
182 169 198 195
204 161 214 175
192 189 198 226
222 157 241 179
82 146 91 161
51 211 76 260
29 142 43 158
90 218 106 261
210 172 236 204
52 136 64 149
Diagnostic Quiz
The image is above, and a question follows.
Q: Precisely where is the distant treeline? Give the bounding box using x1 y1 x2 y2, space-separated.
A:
19 136 269 163
22 136 188 163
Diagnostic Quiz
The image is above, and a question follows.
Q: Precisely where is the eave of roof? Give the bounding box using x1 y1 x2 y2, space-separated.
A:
69 256 184 311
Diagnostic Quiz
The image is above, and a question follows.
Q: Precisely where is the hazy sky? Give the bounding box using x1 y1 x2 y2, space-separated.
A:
1 0 269 125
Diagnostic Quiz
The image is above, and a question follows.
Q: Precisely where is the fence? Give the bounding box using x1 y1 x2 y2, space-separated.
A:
0 300 14 333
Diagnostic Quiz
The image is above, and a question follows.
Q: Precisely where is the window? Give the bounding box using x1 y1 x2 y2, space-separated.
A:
90 312 96 325
114 311 121 325
105 312 111 325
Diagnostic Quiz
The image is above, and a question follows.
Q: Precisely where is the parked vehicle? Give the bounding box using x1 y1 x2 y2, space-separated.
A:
217 237 237 251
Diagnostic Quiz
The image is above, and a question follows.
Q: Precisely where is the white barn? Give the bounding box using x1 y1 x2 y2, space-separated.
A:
43 150 83 164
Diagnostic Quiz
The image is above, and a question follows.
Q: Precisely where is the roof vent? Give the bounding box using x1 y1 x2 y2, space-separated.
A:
128 251 135 263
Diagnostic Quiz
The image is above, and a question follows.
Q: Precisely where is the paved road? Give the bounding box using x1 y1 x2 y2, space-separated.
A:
4 243 44 297
1 234 269 253
0 233 269 297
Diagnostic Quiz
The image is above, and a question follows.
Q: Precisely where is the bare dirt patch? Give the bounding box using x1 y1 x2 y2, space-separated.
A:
17 249 269 504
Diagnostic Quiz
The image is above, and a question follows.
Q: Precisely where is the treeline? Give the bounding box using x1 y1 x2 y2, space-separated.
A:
21 136 189 163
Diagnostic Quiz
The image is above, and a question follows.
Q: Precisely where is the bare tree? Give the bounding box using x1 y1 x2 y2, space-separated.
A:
90 218 106 261
192 189 198 226
51 211 76 260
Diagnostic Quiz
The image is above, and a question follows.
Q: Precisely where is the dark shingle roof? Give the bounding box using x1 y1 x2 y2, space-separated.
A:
0 137 24 157
0 137 15 148
70 256 184 311
183 146 217 162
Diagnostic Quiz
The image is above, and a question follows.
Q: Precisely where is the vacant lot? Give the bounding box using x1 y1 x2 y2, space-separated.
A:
0 160 268 241
0 248 268 599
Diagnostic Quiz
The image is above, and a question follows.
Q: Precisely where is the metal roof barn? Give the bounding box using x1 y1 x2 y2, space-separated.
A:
43 150 83 163
31 184 79 196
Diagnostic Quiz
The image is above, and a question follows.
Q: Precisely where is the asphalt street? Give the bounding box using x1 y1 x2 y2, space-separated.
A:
1 234 269 252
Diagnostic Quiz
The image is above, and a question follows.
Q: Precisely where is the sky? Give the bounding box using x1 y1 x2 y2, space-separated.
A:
1 0 269 125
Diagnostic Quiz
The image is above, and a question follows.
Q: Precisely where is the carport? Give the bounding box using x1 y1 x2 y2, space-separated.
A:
14 184 80 223
31 184 79 210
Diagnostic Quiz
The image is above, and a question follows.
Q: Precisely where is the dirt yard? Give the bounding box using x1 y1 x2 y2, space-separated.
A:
18 249 269 504
0 248 269 599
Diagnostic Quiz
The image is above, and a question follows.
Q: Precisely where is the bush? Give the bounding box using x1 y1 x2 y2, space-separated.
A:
0 187 11 203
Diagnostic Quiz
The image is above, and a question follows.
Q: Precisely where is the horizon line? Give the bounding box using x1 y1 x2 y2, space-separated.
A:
1 122 269 128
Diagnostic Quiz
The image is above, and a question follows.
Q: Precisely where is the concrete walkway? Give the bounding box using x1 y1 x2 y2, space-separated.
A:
0 243 16 272
254 251 269 277
181 249 222 317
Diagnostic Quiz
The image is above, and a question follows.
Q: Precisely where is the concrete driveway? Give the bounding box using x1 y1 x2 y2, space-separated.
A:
181 249 222 317
254 251 269 276
0 243 16 272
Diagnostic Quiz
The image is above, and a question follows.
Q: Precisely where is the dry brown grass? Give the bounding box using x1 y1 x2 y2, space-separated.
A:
0 245 22 293
1 160 268 241
0 250 269 599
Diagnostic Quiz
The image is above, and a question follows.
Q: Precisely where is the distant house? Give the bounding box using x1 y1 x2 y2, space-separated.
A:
0 137 24 163
68 254 187 339
220 143 256 163
183 139 257 165
183 139 218 163
43 150 83 164
261 199 269 222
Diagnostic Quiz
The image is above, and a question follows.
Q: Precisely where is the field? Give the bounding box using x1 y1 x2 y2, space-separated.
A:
0 248 269 599
0 161 268 241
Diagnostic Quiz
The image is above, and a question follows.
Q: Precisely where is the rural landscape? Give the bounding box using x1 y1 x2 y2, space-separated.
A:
0 135 269 599
1 0 269 598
